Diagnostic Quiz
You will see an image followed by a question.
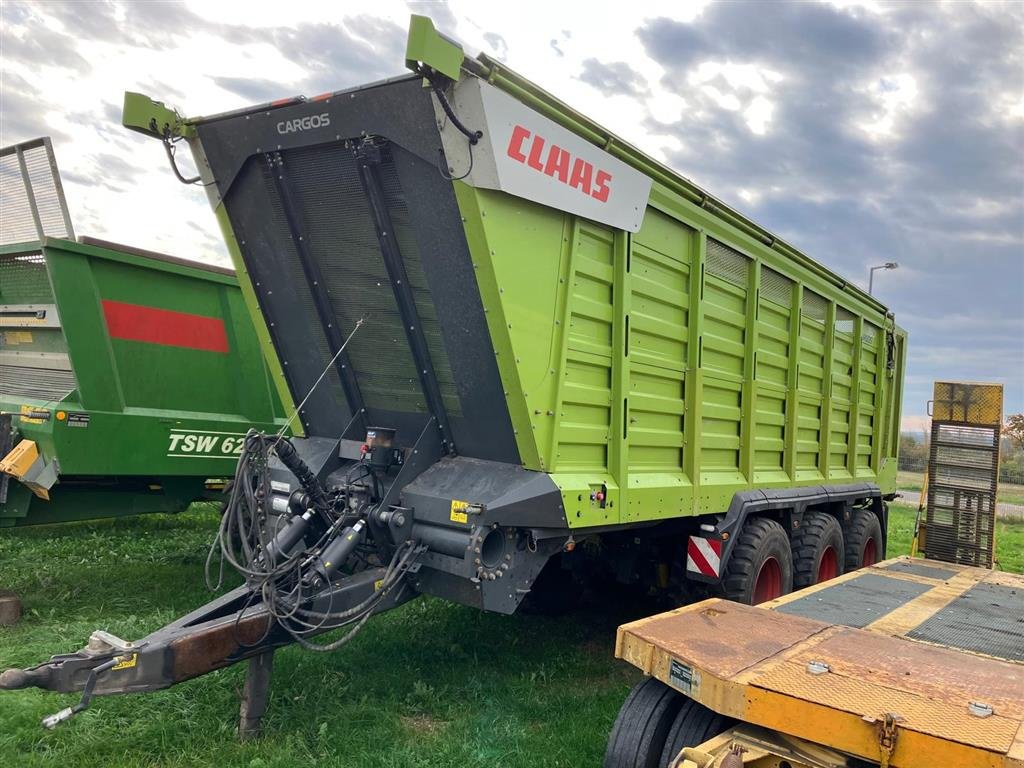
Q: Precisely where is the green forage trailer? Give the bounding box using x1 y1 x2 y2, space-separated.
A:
0 138 287 527
4 18 906 731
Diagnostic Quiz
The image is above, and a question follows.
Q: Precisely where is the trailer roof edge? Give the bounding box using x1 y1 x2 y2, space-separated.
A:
463 52 890 317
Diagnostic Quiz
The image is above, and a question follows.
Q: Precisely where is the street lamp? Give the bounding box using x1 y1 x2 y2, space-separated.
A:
868 262 898 295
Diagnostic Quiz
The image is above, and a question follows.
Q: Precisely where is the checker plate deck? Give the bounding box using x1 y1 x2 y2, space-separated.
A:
615 557 1024 768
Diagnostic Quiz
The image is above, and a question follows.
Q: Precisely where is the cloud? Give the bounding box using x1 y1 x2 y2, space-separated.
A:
211 76 290 104
272 16 407 93
634 0 1024 417
0 72 73 146
1 0 1019 421
578 59 649 98
483 31 508 59
406 1 458 34
1 2 93 72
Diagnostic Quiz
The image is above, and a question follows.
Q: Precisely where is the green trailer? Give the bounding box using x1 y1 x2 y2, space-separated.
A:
4 17 907 732
0 138 286 527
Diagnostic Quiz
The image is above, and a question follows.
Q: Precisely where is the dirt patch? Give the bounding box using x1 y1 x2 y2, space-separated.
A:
401 714 449 736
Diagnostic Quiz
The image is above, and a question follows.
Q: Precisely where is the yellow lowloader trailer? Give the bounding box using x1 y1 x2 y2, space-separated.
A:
607 556 1023 768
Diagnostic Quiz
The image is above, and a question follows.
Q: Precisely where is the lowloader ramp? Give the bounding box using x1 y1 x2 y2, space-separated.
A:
613 557 1024 768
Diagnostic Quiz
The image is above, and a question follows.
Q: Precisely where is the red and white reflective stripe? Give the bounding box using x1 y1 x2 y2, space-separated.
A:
687 536 723 577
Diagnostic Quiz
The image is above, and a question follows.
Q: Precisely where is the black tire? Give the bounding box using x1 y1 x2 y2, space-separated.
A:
721 517 793 605
604 678 684 768
845 508 884 571
659 698 733 768
791 511 845 589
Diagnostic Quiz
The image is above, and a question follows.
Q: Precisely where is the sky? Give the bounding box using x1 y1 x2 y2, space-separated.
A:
1 0 1022 428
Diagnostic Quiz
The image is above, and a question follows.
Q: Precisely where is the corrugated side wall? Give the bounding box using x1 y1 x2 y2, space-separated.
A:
460 183 900 528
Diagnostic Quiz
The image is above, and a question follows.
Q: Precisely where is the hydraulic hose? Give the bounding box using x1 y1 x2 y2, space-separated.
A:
273 438 330 514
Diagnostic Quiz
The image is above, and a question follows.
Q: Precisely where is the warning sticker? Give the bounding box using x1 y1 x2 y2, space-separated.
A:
112 653 138 671
669 659 699 695
19 405 50 424
450 499 471 524
0 331 32 345
66 412 90 428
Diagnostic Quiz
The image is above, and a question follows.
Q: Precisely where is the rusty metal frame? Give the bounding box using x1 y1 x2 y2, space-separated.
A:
615 557 1024 768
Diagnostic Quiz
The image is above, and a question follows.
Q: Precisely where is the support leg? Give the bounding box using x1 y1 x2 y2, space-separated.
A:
238 650 274 740
0 590 22 626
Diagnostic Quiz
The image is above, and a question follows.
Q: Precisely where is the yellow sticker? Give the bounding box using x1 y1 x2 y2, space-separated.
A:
19 405 49 424
374 579 384 592
450 499 470 524
112 653 137 671
1 331 32 344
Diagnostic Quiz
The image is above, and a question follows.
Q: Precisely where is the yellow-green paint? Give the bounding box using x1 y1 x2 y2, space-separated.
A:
455 177 904 529
405 15 463 81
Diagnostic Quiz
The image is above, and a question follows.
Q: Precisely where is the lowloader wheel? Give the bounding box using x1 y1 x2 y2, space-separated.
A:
845 508 884 571
604 678 684 768
791 511 845 589
722 517 793 605
659 698 733 768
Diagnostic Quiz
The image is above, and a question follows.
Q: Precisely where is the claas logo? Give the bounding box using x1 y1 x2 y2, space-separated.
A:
506 124 612 202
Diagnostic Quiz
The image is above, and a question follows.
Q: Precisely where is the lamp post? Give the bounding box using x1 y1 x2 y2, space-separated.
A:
868 262 898 295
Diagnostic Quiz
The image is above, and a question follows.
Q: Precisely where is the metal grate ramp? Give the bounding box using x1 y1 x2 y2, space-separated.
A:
0 137 75 245
923 381 1003 566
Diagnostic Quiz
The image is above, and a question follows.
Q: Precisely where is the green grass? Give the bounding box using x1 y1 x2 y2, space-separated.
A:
896 470 924 492
885 502 1023 571
0 504 1020 767
0 507 638 767
896 470 1024 506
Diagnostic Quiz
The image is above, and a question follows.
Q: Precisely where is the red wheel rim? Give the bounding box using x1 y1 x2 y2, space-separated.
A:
861 537 878 568
753 557 783 604
816 546 838 583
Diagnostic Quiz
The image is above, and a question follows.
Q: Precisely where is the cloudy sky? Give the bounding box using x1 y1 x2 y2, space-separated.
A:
2 0 1022 426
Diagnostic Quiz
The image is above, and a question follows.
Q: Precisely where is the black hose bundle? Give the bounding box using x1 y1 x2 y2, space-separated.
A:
205 430 419 652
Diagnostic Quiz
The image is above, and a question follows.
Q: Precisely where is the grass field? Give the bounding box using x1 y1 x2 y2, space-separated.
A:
897 470 1024 505
0 503 1020 767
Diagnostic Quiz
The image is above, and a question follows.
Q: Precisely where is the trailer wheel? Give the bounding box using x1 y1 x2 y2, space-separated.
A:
722 517 793 605
659 698 733 768
604 678 684 768
791 511 845 589
845 508 884 570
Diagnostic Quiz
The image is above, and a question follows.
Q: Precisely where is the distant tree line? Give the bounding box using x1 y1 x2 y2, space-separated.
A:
1004 414 1024 485
898 414 1024 485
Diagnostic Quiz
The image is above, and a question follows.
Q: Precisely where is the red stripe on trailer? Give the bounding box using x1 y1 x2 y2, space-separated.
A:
102 300 229 353
687 536 722 578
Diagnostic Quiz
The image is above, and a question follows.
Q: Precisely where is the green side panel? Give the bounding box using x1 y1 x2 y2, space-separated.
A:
81 256 259 416
451 183 553 471
0 478 203 528
1 237 290 525
457 177 905 529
